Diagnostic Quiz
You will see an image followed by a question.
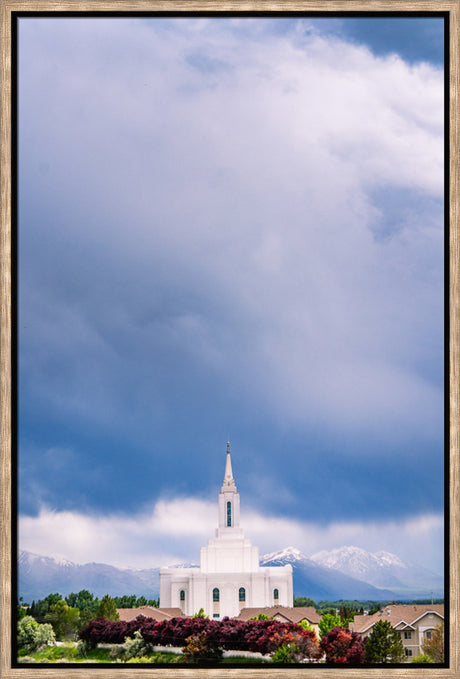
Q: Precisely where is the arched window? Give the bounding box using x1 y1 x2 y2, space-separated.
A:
180 590 185 601
239 587 246 602
227 501 232 527
213 588 220 602
274 588 279 601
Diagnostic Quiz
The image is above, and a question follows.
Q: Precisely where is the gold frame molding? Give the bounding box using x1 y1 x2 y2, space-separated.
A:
1 2 458 677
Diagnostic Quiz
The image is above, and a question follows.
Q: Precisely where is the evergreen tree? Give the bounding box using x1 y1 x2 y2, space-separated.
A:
96 594 119 621
364 620 404 663
78 607 94 630
26 593 62 622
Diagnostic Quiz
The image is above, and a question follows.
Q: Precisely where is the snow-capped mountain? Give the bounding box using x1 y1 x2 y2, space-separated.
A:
311 546 405 579
19 551 160 602
260 547 398 601
310 545 444 597
261 546 307 564
18 545 443 603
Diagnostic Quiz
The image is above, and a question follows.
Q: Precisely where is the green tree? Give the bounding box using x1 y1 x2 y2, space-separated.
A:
339 605 357 624
421 622 444 663
96 594 119 621
65 590 98 613
78 607 94 630
27 593 62 622
364 620 404 663
114 594 137 608
319 612 343 637
45 600 80 640
294 597 316 608
17 598 27 622
368 604 381 615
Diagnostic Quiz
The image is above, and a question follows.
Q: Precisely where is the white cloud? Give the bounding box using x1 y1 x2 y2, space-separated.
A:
19 498 443 574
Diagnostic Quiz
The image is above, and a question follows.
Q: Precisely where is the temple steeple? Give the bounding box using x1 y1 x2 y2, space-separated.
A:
217 440 241 534
221 439 237 493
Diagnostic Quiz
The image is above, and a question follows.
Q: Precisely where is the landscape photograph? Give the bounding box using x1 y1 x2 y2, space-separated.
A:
11 8 447 668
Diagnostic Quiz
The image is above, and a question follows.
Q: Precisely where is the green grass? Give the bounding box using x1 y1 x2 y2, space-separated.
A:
18 644 269 664
18 644 114 663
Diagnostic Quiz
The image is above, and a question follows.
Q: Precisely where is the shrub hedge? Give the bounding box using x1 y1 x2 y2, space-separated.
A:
79 615 320 657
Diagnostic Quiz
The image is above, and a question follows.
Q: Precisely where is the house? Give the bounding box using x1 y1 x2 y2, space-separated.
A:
159 442 293 619
237 605 321 636
350 604 444 660
116 606 183 622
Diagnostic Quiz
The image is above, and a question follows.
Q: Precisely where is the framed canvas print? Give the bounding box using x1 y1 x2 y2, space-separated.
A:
1 1 458 677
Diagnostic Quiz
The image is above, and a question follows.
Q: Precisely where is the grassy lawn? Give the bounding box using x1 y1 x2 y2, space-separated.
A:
18 644 114 663
18 644 270 664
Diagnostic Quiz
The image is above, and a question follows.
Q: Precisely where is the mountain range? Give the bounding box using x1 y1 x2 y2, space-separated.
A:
18 545 443 604
18 551 160 602
261 546 443 601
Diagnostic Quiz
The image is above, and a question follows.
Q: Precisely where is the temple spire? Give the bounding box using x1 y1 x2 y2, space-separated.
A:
221 439 237 493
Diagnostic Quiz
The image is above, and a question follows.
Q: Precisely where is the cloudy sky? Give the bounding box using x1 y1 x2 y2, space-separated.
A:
17 15 445 576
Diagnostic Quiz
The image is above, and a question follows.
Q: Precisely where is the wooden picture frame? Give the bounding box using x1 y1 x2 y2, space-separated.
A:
1 2 458 677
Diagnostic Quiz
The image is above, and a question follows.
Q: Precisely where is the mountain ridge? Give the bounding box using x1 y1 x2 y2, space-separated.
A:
18 545 443 603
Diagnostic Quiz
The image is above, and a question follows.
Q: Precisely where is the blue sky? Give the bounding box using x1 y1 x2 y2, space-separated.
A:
17 16 445 575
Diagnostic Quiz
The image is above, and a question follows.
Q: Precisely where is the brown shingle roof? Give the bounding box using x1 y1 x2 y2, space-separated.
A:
116 606 183 622
350 604 444 634
158 608 184 618
237 605 320 624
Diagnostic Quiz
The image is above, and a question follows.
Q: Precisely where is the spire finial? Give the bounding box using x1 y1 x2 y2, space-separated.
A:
221 438 237 492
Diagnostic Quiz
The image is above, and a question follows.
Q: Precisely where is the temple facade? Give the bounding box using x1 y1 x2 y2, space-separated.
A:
159 442 293 618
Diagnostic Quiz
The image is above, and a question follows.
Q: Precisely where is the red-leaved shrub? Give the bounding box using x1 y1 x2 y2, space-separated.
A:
320 626 365 664
79 615 322 661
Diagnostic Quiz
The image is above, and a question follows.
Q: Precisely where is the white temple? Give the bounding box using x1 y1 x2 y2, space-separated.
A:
159 442 293 618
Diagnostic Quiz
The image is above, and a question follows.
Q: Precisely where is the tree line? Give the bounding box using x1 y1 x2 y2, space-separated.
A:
20 590 158 637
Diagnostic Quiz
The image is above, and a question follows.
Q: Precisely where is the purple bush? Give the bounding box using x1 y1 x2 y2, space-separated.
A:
78 615 321 658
